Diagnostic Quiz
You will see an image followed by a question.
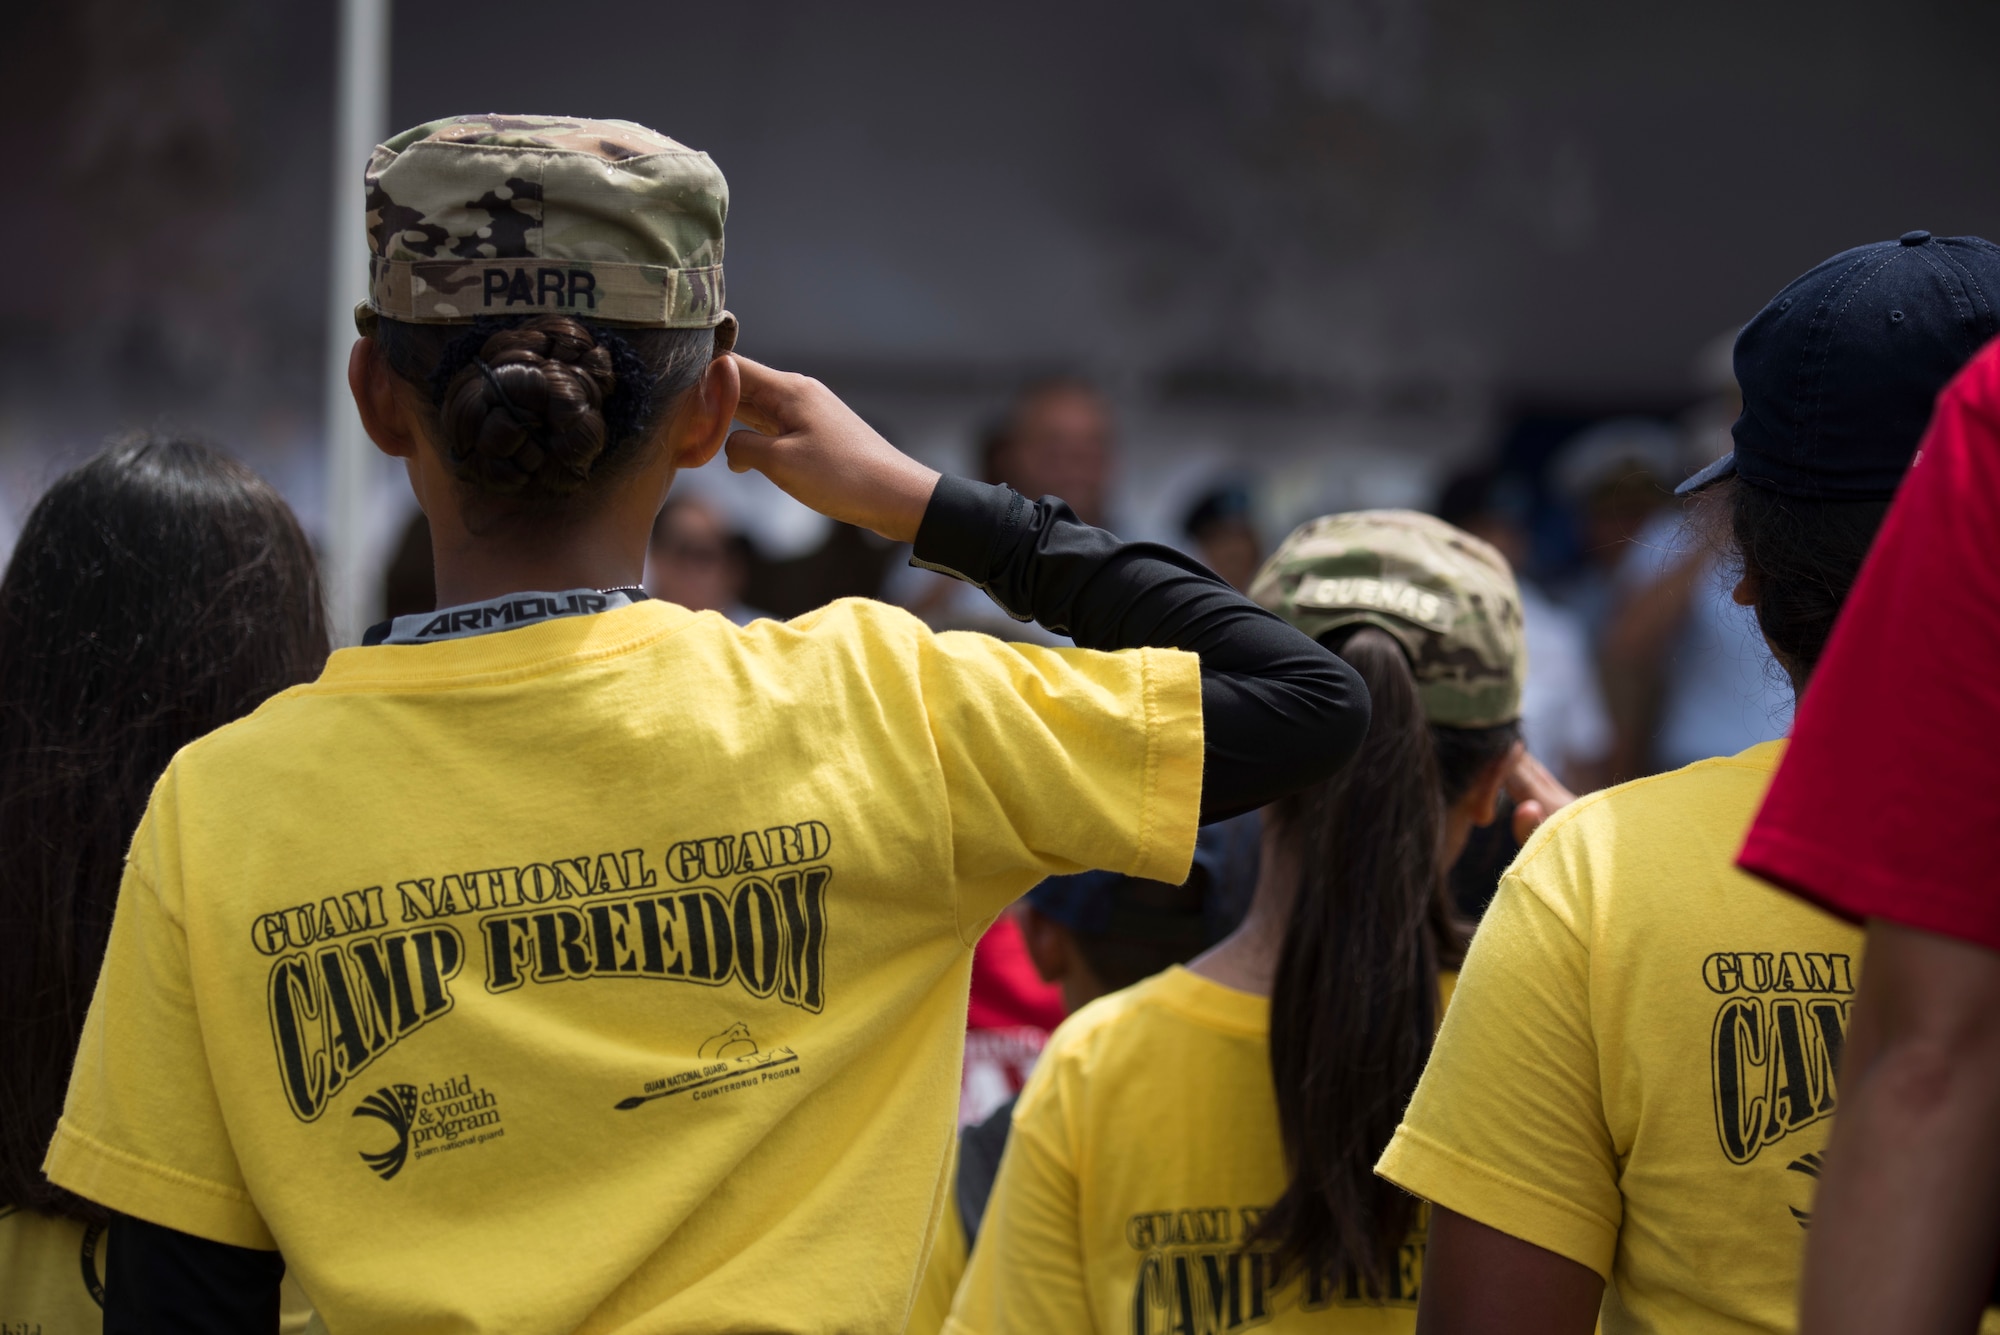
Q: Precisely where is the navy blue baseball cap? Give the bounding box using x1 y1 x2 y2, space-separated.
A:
1678 232 2000 500
1026 823 1237 940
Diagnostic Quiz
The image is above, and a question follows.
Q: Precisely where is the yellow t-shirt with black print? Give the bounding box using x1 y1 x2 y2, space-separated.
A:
947 966 1452 1334
43 598 1202 1334
0 1205 109 1334
0 1205 323 1334
1377 741 1987 1335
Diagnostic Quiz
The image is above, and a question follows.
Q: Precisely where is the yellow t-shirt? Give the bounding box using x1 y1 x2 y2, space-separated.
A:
947 966 1451 1334
0 1205 323 1334
0 1205 107 1334
44 598 1202 1334
1378 741 1869 1334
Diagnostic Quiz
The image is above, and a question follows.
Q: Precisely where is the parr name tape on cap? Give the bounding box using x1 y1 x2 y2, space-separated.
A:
363 114 731 330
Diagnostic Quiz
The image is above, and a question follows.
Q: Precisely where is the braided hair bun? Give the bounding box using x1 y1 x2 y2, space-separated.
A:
375 311 714 510
438 316 618 497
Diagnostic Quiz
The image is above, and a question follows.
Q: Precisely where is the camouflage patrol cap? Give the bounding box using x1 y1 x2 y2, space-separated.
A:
359 113 735 345
1249 510 1526 729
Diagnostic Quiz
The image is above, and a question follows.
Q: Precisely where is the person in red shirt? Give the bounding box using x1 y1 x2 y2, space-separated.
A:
1738 329 2000 1335
959 916 1068 1125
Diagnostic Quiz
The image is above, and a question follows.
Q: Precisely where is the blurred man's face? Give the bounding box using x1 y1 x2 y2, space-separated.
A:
995 387 1114 526
647 500 743 614
1194 519 1263 593
1459 514 1529 575
1584 479 1668 570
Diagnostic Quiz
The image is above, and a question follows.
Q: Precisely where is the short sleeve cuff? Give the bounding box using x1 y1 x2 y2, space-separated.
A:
1130 646 1203 886
1375 1123 1617 1281
44 1119 274 1251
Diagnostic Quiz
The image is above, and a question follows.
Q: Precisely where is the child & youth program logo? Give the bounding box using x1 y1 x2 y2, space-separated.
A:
355 1072 505 1180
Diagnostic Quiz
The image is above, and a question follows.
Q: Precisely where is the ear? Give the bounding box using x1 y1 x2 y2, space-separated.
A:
348 338 423 461
669 352 742 471
1731 567 1760 607
1464 738 1524 829
1017 907 1073 986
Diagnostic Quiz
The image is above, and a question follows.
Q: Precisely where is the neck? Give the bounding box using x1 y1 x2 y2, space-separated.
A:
428 477 664 607
1188 810 1297 997
429 524 647 608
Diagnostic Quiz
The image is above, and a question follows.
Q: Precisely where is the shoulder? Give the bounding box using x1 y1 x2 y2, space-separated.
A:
1524 747 1780 853
782 595 932 643
127 688 324 880
1915 340 2000 500
1023 975 1178 1098
776 598 1118 698
1942 335 2000 424
1041 981 1157 1063
706 596 933 668
1508 745 1786 926
766 596 1113 675
159 681 324 781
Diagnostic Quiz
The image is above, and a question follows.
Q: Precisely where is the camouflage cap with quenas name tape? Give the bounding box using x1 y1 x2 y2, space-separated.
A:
356 113 736 348
1249 509 1526 729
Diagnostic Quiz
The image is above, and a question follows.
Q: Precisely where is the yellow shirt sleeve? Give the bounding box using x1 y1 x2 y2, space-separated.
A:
43 792 274 1250
918 631 1203 936
1375 870 1622 1279
907 1137 968 1335
944 1084 1092 1335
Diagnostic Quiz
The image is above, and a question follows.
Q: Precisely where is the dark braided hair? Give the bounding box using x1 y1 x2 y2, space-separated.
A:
376 313 714 507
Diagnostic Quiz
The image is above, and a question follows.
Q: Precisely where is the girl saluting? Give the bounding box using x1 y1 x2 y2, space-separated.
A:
45 115 1366 1333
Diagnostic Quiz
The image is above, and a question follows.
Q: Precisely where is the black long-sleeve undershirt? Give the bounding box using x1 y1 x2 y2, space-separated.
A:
105 1216 284 1334
912 477 1369 822
104 475 1370 1328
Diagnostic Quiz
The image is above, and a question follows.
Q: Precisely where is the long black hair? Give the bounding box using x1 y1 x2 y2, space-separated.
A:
0 436 328 1218
1252 626 1517 1294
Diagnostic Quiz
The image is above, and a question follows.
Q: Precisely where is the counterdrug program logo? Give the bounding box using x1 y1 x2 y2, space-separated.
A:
617 1022 801 1111
354 1084 419 1180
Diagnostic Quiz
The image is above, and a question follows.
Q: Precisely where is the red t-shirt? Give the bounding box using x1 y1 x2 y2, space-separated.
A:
966 910 1066 1032
1738 335 2000 950
959 910 1065 1125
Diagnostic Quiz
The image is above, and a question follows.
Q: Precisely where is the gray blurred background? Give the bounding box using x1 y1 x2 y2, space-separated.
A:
3 0 1998 598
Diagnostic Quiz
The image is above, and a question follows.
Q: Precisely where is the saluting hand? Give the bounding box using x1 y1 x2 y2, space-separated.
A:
1506 749 1578 844
722 355 942 545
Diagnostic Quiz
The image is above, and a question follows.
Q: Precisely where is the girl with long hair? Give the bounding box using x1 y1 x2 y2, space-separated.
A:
947 509 1529 1331
0 436 328 1331
42 115 1366 1332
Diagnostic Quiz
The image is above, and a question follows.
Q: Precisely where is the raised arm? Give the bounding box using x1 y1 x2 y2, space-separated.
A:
724 356 1370 821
